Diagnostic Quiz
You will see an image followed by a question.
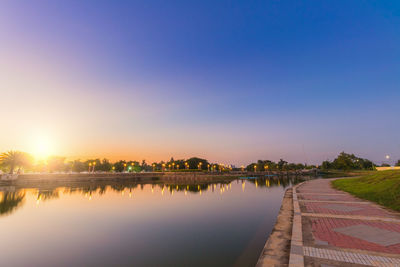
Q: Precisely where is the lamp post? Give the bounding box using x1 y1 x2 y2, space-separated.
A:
88 162 92 173
112 166 115 172
254 164 257 172
123 163 127 172
264 164 269 174
152 164 156 172
176 164 179 170
92 162 96 173
162 163 166 172
207 164 210 171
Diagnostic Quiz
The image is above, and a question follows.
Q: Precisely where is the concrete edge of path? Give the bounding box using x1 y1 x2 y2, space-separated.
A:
256 188 294 267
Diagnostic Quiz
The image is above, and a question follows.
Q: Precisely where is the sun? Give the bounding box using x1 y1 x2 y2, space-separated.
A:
32 134 54 159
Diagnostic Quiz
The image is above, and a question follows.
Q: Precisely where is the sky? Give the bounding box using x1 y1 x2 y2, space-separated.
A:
0 0 399 165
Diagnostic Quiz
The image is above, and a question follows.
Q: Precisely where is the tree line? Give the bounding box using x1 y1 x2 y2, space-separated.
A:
0 150 397 174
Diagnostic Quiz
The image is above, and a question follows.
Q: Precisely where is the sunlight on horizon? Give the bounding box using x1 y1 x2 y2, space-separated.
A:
30 132 55 160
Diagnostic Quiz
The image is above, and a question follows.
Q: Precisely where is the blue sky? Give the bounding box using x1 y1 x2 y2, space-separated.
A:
0 0 399 165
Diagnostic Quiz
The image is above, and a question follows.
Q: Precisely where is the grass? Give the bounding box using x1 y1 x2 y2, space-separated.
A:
319 169 375 178
332 170 400 211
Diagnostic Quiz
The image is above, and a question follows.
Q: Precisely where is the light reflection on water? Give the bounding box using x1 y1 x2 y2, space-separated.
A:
0 176 305 267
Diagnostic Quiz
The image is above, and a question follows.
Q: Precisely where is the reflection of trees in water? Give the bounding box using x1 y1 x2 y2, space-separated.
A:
24 175 311 200
0 191 25 216
247 175 306 188
37 190 59 201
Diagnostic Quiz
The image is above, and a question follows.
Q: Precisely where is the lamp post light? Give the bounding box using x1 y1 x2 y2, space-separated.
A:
254 164 257 172
168 164 171 171
130 162 134 173
207 164 210 172
172 162 175 170
162 163 166 172
152 164 156 172
241 165 244 172
92 162 96 173
112 166 115 172
264 165 269 174
123 163 127 172
88 162 92 173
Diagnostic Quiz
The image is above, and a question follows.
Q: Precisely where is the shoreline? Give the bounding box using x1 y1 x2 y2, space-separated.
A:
256 187 294 266
0 172 309 190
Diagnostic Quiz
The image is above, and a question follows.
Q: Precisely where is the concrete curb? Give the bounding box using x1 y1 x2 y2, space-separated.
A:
288 182 305 267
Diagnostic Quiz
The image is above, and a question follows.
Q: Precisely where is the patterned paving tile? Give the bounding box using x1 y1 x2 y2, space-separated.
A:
322 204 363 212
311 217 400 254
304 246 400 266
334 224 400 246
287 179 400 267
302 202 395 217
298 193 359 202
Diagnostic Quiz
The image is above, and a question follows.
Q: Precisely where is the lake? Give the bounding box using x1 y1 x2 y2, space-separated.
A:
0 176 304 267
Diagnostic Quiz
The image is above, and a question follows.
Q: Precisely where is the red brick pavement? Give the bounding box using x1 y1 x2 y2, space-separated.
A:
298 193 360 202
296 178 400 260
302 201 394 217
311 217 400 254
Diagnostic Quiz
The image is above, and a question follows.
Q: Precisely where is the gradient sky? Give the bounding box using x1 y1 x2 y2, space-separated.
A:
0 1 399 165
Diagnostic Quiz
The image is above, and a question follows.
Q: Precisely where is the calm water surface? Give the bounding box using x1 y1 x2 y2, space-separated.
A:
0 177 304 267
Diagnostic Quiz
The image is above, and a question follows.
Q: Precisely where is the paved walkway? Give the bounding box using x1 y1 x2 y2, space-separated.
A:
289 178 400 267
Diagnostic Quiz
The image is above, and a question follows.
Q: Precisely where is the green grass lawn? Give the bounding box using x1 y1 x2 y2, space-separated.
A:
319 170 375 178
332 170 400 211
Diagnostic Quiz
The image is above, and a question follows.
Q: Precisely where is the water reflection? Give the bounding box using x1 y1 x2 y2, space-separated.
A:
0 176 307 217
0 191 25 216
0 175 311 267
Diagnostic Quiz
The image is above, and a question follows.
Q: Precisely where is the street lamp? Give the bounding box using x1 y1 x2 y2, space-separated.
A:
88 162 92 173
152 164 156 171
123 163 127 172
254 165 257 172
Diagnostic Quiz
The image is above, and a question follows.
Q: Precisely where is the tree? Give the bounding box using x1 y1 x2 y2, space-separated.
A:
98 158 112 172
277 159 288 170
322 152 375 170
0 151 33 174
71 160 85 173
47 156 66 173
113 160 127 172
185 157 209 170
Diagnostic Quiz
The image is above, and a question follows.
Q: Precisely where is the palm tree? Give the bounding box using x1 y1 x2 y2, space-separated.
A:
0 151 33 174
0 192 25 216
